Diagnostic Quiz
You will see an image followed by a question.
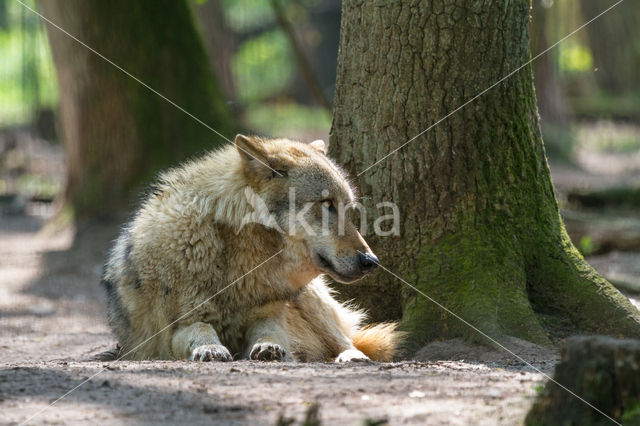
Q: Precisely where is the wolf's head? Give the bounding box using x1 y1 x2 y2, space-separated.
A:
236 134 378 284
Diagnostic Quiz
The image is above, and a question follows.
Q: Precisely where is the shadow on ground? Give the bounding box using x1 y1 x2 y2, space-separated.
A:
0 363 254 424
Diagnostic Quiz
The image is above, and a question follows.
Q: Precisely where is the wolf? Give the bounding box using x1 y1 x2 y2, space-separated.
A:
101 134 400 362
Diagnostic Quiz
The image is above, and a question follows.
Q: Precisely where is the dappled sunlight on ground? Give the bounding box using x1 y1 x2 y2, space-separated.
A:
0 214 547 425
0 120 638 424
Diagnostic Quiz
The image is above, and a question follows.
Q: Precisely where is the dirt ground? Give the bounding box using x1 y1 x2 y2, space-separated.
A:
1 125 640 425
0 212 557 426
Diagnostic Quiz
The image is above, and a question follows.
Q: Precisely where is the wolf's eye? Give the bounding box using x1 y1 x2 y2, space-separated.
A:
272 169 288 178
321 200 336 213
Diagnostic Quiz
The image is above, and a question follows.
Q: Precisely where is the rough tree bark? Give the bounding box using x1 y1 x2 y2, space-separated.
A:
41 0 234 216
328 0 640 352
526 336 640 425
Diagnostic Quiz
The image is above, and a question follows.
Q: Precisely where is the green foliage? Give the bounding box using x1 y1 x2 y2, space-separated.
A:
570 92 640 121
223 0 332 136
578 236 595 256
0 0 58 126
222 0 319 32
576 120 640 155
622 400 640 425
16 173 59 199
222 0 275 32
232 29 294 102
244 101 330 136
533 384 545 396
557 42 593 73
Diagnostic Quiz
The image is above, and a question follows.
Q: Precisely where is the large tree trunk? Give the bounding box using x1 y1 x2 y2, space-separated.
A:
329 0 640 352
41 0 234 217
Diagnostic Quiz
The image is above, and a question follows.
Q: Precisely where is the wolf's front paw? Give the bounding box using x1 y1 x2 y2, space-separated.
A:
250 342 287 361
190 344 232 362
335 349 370 363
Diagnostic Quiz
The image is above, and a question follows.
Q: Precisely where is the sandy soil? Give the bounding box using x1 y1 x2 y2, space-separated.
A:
2 360 546 425
2 127 639 425
0 213 552 426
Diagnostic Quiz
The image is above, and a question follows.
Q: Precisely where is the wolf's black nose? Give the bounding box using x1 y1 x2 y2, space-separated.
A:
358 252 379 272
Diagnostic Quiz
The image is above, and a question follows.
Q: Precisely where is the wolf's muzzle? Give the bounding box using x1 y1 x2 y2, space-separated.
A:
358 252 379 273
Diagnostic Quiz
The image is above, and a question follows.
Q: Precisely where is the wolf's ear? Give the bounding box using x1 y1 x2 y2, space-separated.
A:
309 139 327 155
235 134 266 162
235 134 287 178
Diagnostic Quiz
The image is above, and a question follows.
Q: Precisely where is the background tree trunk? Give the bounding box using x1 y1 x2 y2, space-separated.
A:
531 0 567 125
582 0 640 94
269 0 331 110
329 0 640 352
190 0 237 103
41 0 235 217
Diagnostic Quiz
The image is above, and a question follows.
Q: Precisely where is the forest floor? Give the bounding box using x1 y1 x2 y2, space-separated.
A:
1 121 639 425
0 212 556 426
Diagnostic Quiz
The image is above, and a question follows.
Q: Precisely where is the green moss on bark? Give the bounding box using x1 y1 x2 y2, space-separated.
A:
525 222 640 340
403 222 550 351
329 0 640 353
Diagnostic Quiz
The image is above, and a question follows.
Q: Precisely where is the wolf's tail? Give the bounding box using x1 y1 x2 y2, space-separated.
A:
352 322 404 362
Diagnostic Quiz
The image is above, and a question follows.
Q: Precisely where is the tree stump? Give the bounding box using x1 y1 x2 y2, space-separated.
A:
526 336 640 425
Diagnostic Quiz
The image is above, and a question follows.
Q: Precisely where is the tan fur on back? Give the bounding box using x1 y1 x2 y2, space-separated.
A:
102 136 400 362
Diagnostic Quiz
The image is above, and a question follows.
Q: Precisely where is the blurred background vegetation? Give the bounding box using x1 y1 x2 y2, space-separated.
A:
0 0 338 210
0 0 638 262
